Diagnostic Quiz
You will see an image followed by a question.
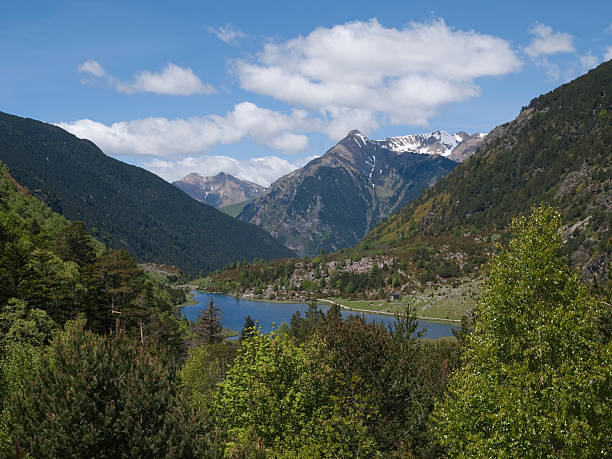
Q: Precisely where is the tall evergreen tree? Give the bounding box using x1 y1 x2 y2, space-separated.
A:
191 297 223 346
50 220 96 266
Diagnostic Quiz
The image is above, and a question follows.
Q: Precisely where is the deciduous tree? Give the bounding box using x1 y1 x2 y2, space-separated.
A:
432 206 611 456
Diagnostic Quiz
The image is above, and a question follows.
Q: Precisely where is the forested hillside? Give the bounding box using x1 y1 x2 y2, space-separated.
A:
365 60 611 283
0 160 187 339
0 112 295 275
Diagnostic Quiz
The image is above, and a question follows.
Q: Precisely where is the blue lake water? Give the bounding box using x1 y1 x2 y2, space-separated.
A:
181 291 458 339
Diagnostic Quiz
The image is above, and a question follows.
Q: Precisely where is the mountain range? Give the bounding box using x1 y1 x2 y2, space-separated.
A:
0 112 295 275
208 60 611 301
373 130 486 162
236 129 467 257
172 172 266 208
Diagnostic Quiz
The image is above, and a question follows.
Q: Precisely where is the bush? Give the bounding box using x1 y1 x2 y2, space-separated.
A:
10 320 211 457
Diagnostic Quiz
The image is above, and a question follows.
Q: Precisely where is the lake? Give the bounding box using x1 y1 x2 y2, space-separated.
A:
181 291 458 339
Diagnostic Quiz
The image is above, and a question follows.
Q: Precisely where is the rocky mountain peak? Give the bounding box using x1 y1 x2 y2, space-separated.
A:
347 129 366 137
173 172 266 208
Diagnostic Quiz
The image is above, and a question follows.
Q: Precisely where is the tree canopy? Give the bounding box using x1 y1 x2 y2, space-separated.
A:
432 206 612 457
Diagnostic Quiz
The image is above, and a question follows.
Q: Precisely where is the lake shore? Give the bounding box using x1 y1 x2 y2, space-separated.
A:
316 299 461 324
191 289 462 323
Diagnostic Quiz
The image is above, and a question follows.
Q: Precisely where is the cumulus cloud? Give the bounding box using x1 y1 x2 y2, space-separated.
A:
605 46 612 61
208 24 245 45
525 23 575 58
144 155 305 186
264 133 310 154
78 60 215 95
233 18 521 136
57 102 315 157
579 53 599 71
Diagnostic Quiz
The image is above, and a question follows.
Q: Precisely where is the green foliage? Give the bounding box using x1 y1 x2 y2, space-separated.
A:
432 206 612 456
0 299 53 455
0 340 42 456
0 298 58 348
181 340 239 413
51 220 98 265
10 320 210 458
214 330 378 456
212 306 459 456
0 114 294 275
0 159 188 351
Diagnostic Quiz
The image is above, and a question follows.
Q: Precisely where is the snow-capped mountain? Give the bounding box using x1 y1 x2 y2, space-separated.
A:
374 130 486 160
173 172 266 208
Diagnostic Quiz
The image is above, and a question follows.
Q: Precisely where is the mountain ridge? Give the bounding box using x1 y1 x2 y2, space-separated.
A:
364 60 611 284
0 111 295 275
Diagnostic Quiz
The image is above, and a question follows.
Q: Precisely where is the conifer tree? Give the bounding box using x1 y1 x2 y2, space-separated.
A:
11 320 210 457
51 220 96 266
191 297 223 346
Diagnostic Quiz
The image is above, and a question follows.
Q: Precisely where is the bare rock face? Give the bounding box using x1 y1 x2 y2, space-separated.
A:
448 132 487 162
238 130 458 257
173 172 266 208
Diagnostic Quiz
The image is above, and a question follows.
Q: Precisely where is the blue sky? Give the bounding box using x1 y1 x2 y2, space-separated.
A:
2 0 611 185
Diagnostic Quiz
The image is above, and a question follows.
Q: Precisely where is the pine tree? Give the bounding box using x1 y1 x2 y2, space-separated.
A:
51 220 96 266
191 297 223 346
10 320 210 457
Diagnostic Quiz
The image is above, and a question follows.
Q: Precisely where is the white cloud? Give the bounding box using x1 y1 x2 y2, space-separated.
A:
208 24 245 45
234 19 521 136
525 23 575 58
57 102 315 157
264 132 310 154
605 46 612 61
144 155 304 186
78 59 105 77
580 53 599 71
540 58 561 81
78 60 215 95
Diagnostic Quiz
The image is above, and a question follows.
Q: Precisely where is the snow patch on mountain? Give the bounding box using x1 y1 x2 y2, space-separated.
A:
375 130 462 157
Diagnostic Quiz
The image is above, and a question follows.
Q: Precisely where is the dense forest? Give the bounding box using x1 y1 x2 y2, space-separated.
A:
2 171 610 455
0 112 294 276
